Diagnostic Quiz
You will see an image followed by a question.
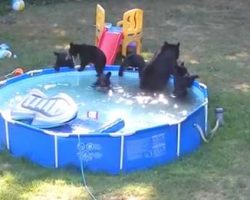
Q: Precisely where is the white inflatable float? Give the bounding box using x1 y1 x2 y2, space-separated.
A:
11 89 78 128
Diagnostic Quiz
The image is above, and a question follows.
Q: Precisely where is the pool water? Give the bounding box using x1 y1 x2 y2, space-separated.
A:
0 69 203 133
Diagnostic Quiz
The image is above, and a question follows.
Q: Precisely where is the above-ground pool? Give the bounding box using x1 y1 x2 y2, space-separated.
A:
0 66 208 174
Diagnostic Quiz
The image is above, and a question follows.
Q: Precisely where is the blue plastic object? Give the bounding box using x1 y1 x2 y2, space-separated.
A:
0 66 208 174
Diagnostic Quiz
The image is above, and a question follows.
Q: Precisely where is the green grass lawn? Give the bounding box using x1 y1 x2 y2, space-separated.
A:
0 0 250 199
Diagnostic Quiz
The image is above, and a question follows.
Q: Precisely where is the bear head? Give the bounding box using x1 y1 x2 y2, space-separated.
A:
94 72 112 88
173 62 199 98
54 52 74 71
160 41 180 60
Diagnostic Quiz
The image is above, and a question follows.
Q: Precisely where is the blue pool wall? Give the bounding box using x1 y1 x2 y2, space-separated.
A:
0 66 208 174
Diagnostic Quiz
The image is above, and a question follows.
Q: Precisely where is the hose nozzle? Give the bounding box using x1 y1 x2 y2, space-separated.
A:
215 107 224 126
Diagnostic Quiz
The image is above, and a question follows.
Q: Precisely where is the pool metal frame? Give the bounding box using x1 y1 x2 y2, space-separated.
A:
0 66 208 174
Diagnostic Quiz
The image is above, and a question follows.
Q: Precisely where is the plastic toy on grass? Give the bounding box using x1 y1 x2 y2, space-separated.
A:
95 4 144 64
0 68 24 80
0 43 12 59
12 0 25 12
11 67 24 76
0 43 10 50
0 50 12 59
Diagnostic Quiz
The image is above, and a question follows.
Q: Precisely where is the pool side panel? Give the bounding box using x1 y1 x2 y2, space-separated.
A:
7 121 55 167
179 105 206 156
0 114 5 150
57 135 121 175
0 67 209 174
122 125 178 173
179 83 207 156
176 83 207 156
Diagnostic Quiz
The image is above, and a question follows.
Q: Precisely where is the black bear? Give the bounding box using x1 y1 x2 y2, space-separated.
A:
172 62 199 98
140 41 180 91
93 71 112 89
119 42 200 98
69 42 106 76
53 52 74 71
119 54 146 78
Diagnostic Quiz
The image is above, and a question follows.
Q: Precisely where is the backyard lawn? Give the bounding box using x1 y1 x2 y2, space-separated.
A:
0 0 250 199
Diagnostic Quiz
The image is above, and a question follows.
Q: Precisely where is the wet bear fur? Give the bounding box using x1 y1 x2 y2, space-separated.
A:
53 52 74 71
173 62 199 98
119 54 146 78
69 42 106 76
140 41 180 91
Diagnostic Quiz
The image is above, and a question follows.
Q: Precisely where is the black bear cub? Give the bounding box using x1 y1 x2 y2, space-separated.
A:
69 42 106 76
119 54 146 78
172 62 199 98
93 72 112 89
53 52 74 71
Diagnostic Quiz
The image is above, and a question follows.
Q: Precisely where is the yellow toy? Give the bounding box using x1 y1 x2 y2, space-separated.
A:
117 9 143 57
95 4 105 46
95 4 144 63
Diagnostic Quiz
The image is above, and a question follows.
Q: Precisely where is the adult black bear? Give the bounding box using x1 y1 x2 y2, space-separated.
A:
140 41 180 91
53 52 74 71
69 42 106 76
120 42 199 98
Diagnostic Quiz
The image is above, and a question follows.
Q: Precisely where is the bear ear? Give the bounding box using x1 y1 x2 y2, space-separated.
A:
177 42 180 47
164 41 168 45
69 42 74 47
54 52 59 56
